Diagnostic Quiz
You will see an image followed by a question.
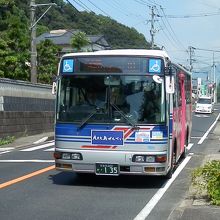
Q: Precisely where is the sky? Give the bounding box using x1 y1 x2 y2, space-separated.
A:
68 0 220 82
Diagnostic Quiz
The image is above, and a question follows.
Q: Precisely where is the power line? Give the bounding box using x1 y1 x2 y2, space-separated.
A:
146 0 161 7
166 11 220 18
77 0 91 11
159 6 187 51
192 47 220 53
108 0 130 17
68 0 90 12
155 7 181 49
86 0 111 17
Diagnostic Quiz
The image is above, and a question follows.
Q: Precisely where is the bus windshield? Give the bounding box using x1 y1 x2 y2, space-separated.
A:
57 75 165 125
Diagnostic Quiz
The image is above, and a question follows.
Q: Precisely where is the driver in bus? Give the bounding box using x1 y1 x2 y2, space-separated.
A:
140 82 160 123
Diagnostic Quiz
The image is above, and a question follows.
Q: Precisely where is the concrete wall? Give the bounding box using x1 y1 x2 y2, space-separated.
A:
0 111 54 138
0 78 55 139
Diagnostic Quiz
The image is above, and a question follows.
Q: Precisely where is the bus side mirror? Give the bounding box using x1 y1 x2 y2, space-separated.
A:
52 75 60 95
165 76 175 94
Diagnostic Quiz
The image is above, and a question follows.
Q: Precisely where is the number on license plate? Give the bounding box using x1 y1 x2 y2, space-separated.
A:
96 163 119 175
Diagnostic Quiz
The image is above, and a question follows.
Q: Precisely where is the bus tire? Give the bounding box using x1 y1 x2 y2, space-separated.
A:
181 132 188 159
165 166 173 179
181 146 187 159
164 150 176 179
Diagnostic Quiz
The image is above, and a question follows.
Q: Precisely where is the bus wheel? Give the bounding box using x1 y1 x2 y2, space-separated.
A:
164 150 176 179
181 136 188 159
181 146 187 159
165 167 173 179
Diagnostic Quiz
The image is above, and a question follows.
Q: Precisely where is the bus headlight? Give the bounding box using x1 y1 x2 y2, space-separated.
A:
62 153 71 160
145 156 156 163
133 155 145 162
71 153 83 160
132 155 165 163
132 155 156 163
60 152 83 160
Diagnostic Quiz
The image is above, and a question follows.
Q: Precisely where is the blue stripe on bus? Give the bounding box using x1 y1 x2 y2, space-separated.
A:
55 136 168 141
55 139 168 145
55 138 168 144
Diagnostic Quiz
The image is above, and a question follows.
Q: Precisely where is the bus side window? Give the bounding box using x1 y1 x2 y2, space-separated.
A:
172 67 178 108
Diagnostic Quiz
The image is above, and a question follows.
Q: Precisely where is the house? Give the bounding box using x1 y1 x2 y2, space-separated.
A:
36 29 110 54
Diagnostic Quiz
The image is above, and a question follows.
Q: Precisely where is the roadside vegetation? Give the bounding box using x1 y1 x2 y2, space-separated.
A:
0 0 150 84
0 136 15 146
192 160 220 206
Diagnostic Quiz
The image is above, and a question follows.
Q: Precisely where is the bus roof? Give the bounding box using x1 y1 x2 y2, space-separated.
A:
62 49 170 59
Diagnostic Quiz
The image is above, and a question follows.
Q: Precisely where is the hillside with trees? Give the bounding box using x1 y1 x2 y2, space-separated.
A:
0 0 151 84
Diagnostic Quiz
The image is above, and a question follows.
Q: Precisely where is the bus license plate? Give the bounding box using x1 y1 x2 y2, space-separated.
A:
96 163 119 175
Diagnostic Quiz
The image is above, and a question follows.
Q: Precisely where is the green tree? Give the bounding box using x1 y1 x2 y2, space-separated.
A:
37 39 61 84
70 31 90 52
0 0 30 80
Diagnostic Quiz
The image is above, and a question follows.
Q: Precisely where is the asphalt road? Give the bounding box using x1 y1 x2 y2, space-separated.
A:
0 105 219 220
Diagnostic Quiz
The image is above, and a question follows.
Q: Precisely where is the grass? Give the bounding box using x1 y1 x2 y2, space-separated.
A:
192 160 220 206
0 136 15 146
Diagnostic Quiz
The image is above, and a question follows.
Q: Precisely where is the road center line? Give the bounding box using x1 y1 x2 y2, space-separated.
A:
0 165 55 189
198 113 220 144
134 155 192 220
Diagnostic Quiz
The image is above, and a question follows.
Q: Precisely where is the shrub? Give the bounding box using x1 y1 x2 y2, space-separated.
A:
192 160 220 205
0 136 15 146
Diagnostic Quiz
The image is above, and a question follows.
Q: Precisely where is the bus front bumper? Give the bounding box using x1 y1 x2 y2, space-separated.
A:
54 148 171 176
55 161 169 176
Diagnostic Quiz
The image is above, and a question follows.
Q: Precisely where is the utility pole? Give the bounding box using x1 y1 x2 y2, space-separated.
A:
212 52 217 102
30 0 37 83
192 47 220 103
30 1 57 83
150 6 156 49
189 46 195 72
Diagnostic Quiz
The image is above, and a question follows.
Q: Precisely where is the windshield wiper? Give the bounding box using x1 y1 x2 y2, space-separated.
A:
77 102 139 130
110 102 139 129
77 106 104 131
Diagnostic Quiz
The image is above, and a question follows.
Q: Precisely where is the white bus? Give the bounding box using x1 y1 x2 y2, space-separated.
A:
53 49 192 178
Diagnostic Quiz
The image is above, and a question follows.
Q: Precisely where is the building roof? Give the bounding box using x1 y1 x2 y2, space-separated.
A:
36 29 110 47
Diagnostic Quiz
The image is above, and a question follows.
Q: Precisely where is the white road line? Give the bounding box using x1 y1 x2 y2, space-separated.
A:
0 160 54 163
20 142 54 152
194 114 210 118
191 136 202 139
0 151 12 155
0 147 14 151
133 155 192 220
186 143 193 151
33 137 49 144
44 147 55 152
198 113 220 144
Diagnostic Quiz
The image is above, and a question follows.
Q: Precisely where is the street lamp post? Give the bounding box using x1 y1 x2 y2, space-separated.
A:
30 0 56 83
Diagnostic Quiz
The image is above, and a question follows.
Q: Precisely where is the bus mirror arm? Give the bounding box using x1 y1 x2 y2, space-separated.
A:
51 75 60 95
165 64 175 94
